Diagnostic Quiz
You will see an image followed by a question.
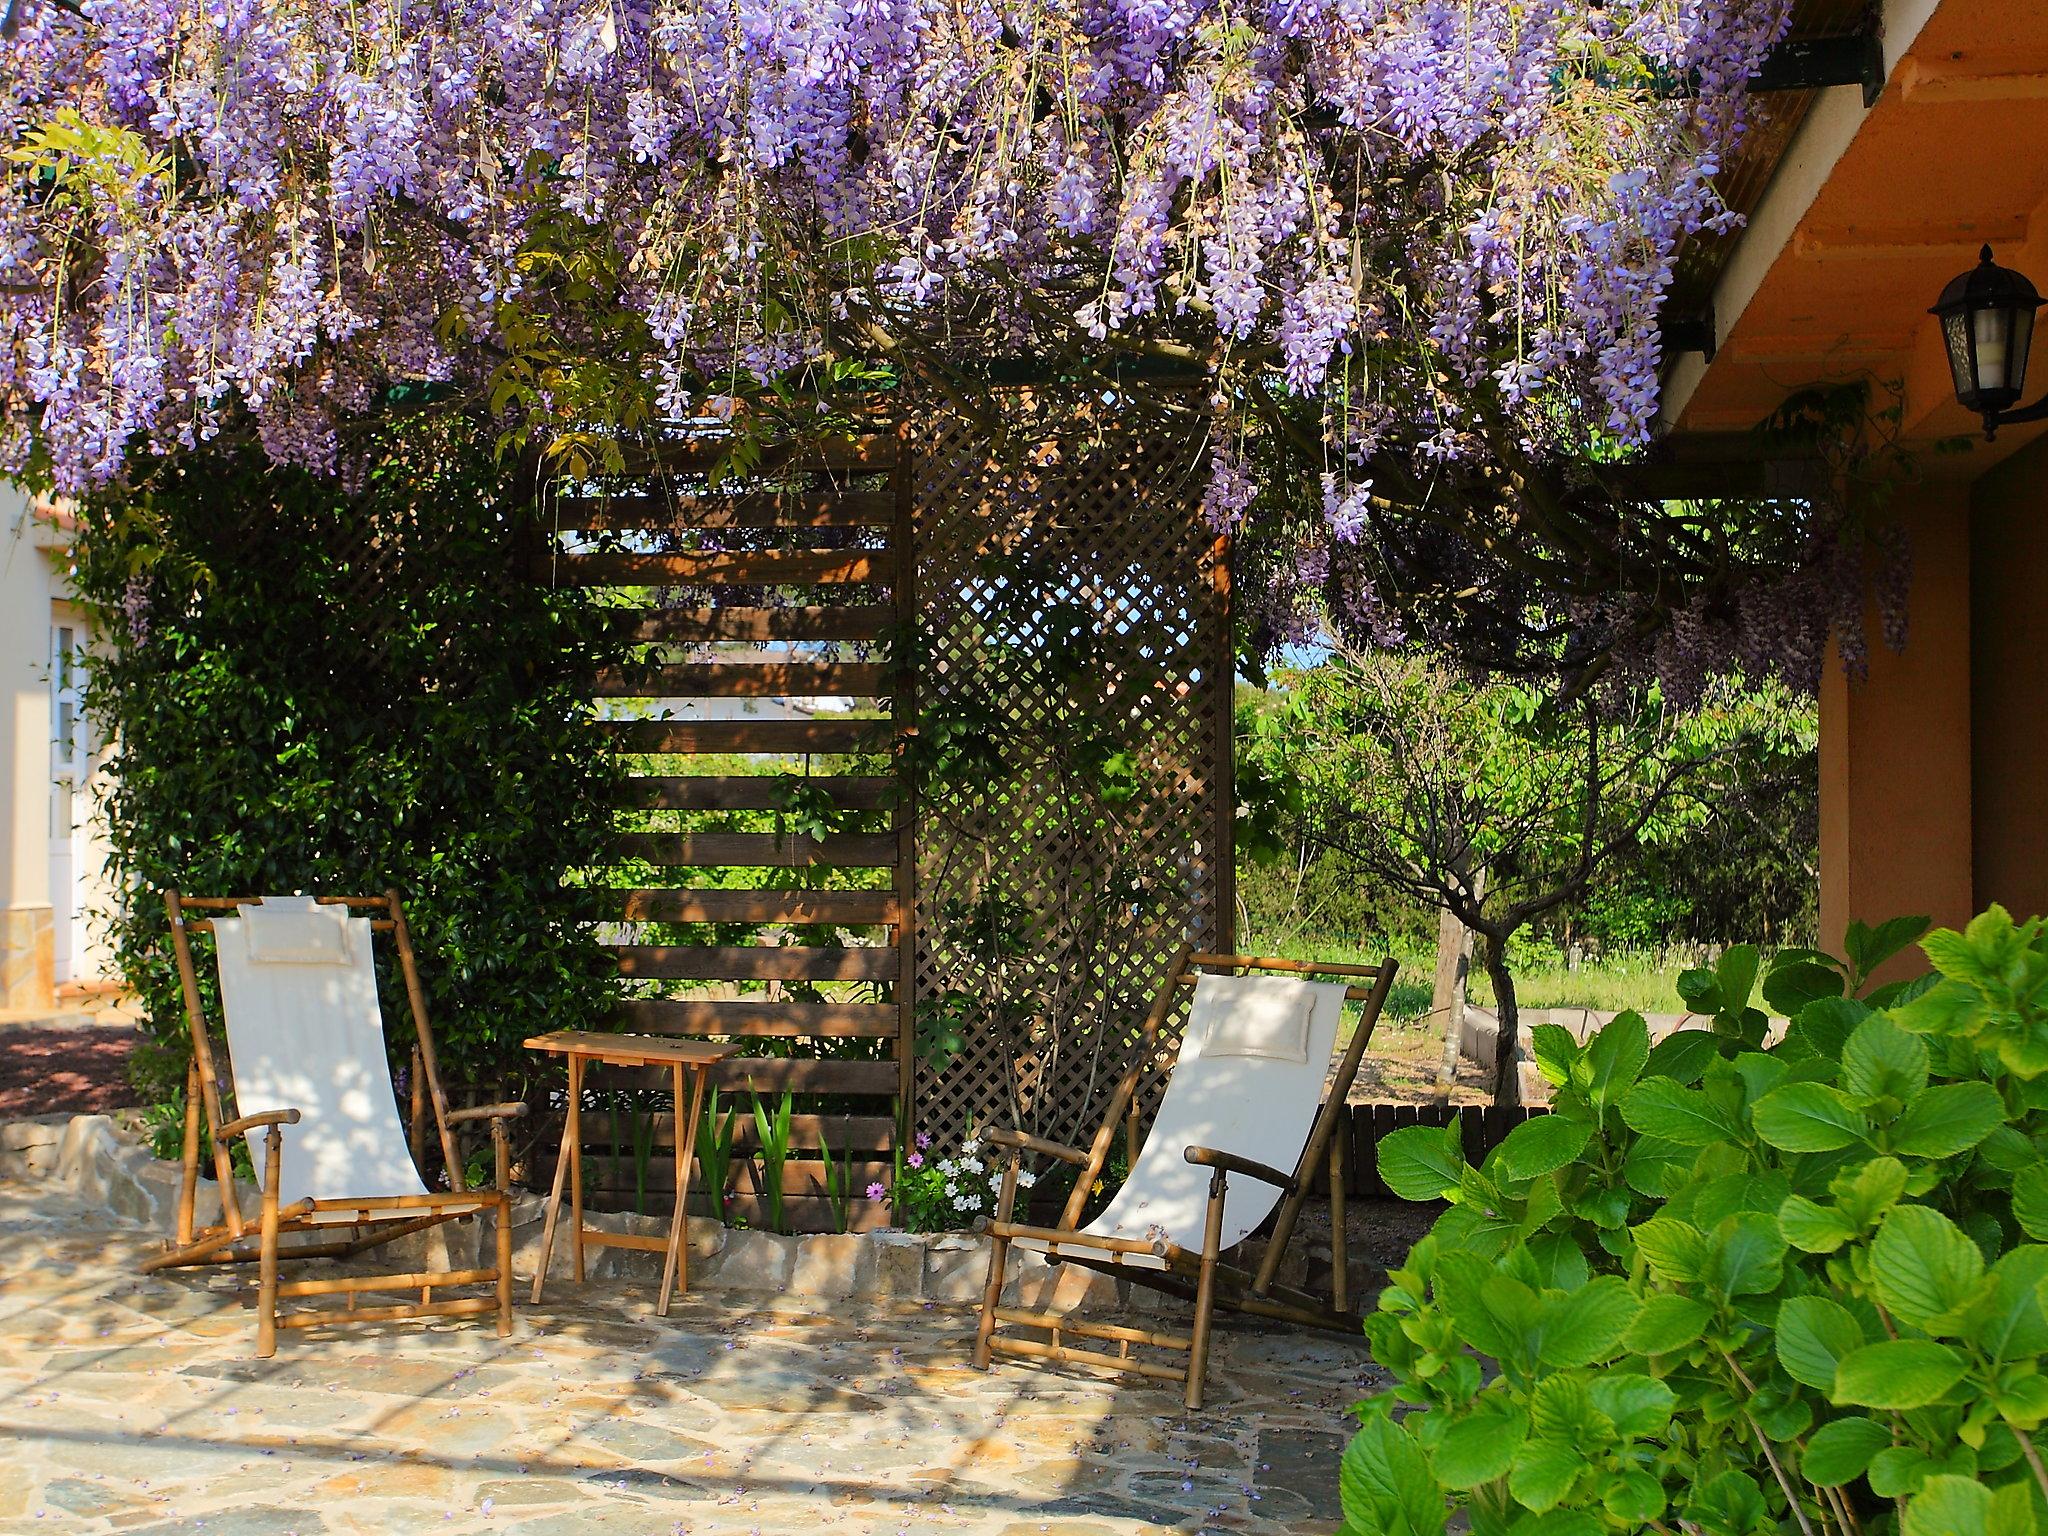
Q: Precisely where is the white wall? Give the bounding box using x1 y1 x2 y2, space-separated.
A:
1 489 114 1008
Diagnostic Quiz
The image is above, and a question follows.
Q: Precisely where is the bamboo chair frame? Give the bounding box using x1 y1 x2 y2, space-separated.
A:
145 890 527 1356
973 944 1397 1410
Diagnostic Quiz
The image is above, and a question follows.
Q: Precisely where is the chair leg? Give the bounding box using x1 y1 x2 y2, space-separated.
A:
973 1230 1011 1368
1186 1169 1227 1412
256 1126 283 1358
493 1120 514 1337
177 1061 201 1247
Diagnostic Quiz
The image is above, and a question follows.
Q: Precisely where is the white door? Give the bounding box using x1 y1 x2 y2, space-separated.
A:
48 624 85 985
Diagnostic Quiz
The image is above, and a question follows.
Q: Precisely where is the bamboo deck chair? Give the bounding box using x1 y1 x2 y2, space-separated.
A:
973 946 1397 1409
145 891 527 1355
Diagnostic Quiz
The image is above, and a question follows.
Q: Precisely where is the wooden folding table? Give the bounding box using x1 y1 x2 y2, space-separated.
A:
524 1031 739 1316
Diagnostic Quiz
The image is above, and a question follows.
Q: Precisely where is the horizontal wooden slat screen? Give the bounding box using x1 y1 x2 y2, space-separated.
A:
542 430 915 1237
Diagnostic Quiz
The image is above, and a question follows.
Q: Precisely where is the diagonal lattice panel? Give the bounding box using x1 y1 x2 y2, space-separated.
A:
910 410 1234 1152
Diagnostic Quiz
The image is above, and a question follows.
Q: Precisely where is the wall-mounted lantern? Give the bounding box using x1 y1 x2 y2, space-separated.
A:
1933 245 2048 440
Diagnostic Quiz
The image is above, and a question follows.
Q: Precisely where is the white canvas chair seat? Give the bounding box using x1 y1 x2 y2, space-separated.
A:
214 898 435 1220
1008 974 1348 1271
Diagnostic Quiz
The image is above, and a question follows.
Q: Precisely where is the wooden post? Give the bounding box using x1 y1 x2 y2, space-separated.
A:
1209 529 1235 955
410 1045 427 1175
386 892 464 1192
892 430 919 1137
493 1119 514 1337
177 1059 201 1246
1186 1168 1228 1411
256 1124 283 1358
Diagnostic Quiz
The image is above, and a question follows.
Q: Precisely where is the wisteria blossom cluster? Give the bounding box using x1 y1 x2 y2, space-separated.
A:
0 0 1788 499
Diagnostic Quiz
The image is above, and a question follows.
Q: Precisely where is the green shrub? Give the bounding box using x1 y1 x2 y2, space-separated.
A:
1347 909 2048 1536
71 418 624 1108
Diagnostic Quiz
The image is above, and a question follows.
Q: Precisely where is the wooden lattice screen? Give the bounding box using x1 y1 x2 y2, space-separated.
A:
909 415 1234 1151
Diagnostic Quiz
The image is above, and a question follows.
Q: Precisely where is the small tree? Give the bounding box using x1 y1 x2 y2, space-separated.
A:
1246 649 1810 1104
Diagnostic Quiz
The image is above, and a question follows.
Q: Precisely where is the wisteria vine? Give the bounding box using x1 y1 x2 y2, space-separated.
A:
0 0 1867 694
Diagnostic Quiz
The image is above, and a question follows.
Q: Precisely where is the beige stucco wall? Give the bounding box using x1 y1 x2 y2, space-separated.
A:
1 489 115 1008
1970 434 2048 921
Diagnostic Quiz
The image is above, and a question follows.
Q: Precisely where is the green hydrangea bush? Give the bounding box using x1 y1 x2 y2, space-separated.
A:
1345 908 2048 1536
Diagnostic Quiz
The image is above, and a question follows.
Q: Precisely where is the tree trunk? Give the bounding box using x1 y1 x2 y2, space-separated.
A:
1482 933 1522 1108
1431 870 1486 1099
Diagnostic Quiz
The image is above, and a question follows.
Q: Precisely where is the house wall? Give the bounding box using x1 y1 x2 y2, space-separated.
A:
0 489 113 1010
1818 480 1976 967
1970 434 2048 920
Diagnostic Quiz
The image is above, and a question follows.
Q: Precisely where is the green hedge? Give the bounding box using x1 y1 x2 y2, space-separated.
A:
72 420 624 1106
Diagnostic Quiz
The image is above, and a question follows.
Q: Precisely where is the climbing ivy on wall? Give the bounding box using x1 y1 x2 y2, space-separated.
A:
69 418 626 1103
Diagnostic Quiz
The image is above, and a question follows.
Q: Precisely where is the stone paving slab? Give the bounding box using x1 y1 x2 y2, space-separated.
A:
0 1179 1382 1534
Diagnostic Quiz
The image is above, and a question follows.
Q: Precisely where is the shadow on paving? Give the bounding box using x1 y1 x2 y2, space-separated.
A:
0 1181 1376 1534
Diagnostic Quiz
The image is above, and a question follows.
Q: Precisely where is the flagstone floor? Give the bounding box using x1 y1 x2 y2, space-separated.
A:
0 1179 1380 1534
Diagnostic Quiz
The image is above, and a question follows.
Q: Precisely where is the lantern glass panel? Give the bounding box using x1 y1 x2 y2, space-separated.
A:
1944 311 1976 402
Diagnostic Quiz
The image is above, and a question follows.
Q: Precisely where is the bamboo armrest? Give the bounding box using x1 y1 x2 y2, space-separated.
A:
217 1109 302 1138
446 1101 529 1124
982 1127 1090 1166
1184 1145 1298 1194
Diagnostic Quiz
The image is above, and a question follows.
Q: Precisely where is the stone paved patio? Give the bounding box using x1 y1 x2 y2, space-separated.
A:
0 1178 1381 1534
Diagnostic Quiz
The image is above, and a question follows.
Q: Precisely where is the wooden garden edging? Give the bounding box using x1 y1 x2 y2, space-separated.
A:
1309 1102 1551 1200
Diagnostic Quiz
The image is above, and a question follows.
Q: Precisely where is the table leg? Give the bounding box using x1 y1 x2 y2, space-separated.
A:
568 1055 586 1285
663 1064 720 1318
530 1063 577 1305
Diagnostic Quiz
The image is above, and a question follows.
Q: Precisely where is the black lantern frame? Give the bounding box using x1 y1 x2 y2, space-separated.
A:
1932 245 2048 440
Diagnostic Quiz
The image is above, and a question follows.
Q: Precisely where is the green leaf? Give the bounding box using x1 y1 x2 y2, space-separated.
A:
1831 1155 1910 1226
1622 1135 1694 1198
1779 1194 1858 1253
1764 957 1846 1018
1340 1416 1443 1535
1777 1296 1865 1391
1846 915 1932 980
1889 977 1989 1038
1872 1204 1987 1333
1676 967 1722 1014
1983 1245 2048 1363
1904 1475 1993 1536
1891 1081 2005 1157
1783 995 1868 1063
1587 1374 1675 1439
1843 1014 1930 1102
1831 1340 1969 1409
1530 1025 1579 1088
1621 1079 1743 1146
1641 1028 1719 1085
1583 1013 1649 1112
1508 1438 1584 1514
1702 1212 1786 1299
1601 1469 1666 1525
1715 944 1760 1015
1623 1293 1712 1355
2015 1171 2048 1245
1430 1401 1527 1490
1534 1277 1639 1368
1631 1217 1707 1284
1752 1082 1870 1152
1494 1115 1592 1182
1800 1417 1892 1486
1379 1121 1466 1202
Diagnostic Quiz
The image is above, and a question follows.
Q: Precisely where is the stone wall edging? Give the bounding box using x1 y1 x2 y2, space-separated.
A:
0 1113 1122 1315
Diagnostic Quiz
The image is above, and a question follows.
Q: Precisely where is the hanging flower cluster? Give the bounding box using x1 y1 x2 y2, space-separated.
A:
0 0 1789 497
